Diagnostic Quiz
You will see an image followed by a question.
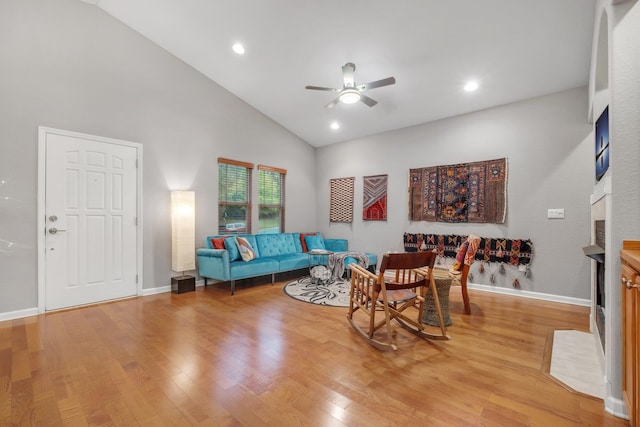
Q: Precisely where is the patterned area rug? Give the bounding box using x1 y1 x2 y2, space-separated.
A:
283 276 350 307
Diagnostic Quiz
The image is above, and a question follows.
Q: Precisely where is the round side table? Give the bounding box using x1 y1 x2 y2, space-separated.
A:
308 249 332 285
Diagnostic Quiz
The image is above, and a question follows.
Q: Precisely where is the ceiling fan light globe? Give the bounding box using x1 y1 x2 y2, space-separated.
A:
339 90 361 104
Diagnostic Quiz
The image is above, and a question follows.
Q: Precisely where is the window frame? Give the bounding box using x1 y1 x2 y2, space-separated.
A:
258 164 286 234
218 157 253 235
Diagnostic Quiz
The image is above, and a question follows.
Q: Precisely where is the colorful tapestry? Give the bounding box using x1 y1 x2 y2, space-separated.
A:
403 233 533 266
330 177 355 222
409 158 507 223
363 174 387 221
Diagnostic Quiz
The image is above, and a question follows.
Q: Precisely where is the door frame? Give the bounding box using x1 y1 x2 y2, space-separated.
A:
37 126 144 313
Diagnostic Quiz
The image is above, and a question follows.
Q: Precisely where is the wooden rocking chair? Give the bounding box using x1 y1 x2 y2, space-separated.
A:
347 251 450 351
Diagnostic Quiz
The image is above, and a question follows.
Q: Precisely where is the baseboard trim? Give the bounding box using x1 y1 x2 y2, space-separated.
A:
605 395 629 420
142 286 171 296
1 280 587 321
468 283 591 307
141 279 206 296
0 307 39 322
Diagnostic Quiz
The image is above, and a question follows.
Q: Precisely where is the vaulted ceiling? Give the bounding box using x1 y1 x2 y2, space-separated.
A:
83 0 596 147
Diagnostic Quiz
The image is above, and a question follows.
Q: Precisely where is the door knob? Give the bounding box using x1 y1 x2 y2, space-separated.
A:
48 227 66 234
48 215 58 222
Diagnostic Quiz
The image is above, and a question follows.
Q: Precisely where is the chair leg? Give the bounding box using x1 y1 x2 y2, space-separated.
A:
460 266 471 314
230 280 235 295
461 281 471 314
427 278 448 338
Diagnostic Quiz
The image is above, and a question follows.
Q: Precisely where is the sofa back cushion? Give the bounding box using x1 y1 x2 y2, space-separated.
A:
256 233 298 257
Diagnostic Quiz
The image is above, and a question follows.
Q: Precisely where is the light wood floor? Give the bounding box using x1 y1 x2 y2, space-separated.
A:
0 274 630 426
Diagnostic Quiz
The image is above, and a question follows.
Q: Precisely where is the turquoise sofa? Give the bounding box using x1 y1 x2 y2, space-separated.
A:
196 232 377 294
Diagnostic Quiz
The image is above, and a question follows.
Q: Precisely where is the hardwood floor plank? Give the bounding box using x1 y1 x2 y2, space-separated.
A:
0 278 630 426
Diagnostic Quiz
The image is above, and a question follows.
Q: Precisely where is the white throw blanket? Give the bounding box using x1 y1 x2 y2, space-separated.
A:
327 252 370 279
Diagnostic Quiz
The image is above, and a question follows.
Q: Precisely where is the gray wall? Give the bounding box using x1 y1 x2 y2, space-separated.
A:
317 87 594 299
0 0 317 314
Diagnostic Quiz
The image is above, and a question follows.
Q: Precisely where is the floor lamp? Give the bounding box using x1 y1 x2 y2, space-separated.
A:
171 190 196 293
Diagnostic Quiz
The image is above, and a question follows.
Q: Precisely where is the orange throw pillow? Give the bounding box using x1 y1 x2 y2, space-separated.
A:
211 237 227 249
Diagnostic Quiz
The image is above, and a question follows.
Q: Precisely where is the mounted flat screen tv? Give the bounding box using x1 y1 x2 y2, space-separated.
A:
595 106 609 182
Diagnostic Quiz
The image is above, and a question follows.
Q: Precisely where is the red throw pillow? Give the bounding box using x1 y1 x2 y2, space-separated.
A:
300 233 317 252
211 237 227 249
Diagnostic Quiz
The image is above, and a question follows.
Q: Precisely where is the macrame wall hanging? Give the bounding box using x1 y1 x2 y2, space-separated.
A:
408 158 508 224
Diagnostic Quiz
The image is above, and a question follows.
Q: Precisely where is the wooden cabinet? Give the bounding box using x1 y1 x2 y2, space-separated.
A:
621 240 640 426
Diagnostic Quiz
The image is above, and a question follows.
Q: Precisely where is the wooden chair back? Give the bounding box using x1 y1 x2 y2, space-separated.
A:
347 250 449 350
378 251 437 291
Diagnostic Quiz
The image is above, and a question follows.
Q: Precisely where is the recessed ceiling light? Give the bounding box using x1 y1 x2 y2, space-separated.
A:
232 43 245 55
330 122 340 130
464 81 479 92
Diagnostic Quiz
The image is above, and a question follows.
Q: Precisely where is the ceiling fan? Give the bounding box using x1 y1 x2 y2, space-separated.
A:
305 62 396 108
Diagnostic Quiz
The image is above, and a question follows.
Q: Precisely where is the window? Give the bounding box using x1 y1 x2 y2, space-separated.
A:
258 165 286 234
218 158 253 234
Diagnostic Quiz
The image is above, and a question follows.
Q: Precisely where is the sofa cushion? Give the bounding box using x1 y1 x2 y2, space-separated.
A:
236 236 257 262
229 258 279 279
256 233 297 257
224 237 241 261
271 253 310 271
343 252 378 271
304 234 326 251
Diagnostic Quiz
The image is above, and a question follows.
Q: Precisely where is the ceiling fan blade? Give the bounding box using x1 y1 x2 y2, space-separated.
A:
305 85 340 92
342 63 355 88
359 94 378 107
325 97 340 108
357 76 396 91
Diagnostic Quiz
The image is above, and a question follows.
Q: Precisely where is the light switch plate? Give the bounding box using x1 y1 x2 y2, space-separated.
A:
547 208 565 219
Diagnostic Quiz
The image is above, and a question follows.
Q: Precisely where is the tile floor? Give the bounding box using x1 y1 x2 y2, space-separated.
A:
550 330 606 399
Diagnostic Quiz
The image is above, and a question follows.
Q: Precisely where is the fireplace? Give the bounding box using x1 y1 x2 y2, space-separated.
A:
583 220 605 349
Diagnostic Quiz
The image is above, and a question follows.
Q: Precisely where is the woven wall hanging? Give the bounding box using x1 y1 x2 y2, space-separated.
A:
409 158 507 223
329 177 355 222
363 174 387 221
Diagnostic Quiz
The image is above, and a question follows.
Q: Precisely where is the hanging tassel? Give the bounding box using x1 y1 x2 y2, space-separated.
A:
468 273 474 282
524 265 532 278
499 263 506 274
513 278 520 288
490 273 496 284
479 262 485 274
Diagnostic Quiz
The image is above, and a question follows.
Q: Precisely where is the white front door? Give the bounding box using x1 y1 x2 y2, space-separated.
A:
40 128 140 311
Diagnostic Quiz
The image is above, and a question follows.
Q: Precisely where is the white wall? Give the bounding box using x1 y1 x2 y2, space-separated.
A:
317 87 594 299
0 0 317 314
592 0 640 416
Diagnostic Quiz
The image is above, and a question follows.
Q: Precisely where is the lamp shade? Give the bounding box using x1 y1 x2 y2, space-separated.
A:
171 191 195 272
